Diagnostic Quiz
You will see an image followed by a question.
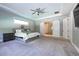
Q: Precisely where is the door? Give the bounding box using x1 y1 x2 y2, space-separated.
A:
40 20 52 37
44 21 52 35
52 20 60 37
63 17 68 39
63 17 71 39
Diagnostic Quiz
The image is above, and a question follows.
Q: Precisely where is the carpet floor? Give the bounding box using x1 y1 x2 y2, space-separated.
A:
0 37 79 56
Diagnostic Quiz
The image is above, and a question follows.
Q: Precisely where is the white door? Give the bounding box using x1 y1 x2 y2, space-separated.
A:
52 20 60 37
63 17 71 39
40 22 44 35
63 17 68 39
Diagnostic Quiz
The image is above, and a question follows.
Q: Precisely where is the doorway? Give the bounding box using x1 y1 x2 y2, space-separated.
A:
40 20 60 37
42 20 53 37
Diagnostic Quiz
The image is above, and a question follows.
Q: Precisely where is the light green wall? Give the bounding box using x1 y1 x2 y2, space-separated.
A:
73 28 79 47
72 14 79 48
0 17 14 33
13 17 35 32
0 17 35 33
71 10 79 48
0 6 36 33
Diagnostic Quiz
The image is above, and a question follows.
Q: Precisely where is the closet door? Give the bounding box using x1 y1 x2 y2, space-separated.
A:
63 18 68 39
40 22 44 35
63 17 71 40
52 20 60 37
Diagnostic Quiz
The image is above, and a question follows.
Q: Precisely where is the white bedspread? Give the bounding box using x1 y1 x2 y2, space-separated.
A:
15 32 40 41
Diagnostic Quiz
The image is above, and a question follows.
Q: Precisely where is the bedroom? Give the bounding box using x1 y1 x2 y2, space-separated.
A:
0 3 79 56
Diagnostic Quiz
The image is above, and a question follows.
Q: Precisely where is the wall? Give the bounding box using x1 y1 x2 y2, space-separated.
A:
73 28 79 47
72 11 79 48
0 7 35 33
0 17 14 33
69 4 79 50
13 17 35 32
0 17 35 33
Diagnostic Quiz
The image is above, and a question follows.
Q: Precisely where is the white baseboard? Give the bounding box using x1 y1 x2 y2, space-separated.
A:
71 41 79 53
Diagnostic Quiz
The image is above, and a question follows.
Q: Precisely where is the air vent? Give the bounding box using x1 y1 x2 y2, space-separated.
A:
54 11 59 14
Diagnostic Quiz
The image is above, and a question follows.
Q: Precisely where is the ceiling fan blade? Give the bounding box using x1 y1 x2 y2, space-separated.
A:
32 11 36 15
30 9 35 11
41 11 46 13
41 8 46 11
32 13 35 15
40 8 46 13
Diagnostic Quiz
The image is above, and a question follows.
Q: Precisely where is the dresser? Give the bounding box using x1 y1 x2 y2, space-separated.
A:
0 33 3 42
3 33 15 42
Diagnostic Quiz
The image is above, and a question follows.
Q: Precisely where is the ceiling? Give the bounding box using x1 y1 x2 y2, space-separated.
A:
0 3 75 20
0 6 19 19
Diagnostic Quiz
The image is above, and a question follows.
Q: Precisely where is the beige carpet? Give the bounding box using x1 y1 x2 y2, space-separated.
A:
0 37 79 56
26 37 79 56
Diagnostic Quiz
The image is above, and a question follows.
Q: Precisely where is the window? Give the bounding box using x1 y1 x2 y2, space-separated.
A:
14 19 29 26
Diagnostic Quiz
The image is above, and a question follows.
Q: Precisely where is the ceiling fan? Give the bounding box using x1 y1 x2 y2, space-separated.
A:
30 8 46 15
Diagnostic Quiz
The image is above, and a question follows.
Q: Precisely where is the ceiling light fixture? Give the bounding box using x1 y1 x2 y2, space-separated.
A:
30 8 46 16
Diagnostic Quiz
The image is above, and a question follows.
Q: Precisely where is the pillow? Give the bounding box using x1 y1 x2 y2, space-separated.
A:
21 29 27 33
16 29 22 33
26 29 32 34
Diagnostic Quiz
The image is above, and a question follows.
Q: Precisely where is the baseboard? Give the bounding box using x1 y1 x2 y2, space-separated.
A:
71 41 79 53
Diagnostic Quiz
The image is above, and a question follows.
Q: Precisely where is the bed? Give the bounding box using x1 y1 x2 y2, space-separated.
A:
15 29 40 42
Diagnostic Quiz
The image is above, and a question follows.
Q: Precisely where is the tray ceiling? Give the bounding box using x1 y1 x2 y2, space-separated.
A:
0 3 75 20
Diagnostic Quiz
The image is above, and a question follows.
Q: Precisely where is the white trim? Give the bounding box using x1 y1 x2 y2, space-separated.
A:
69 3 79 53
70 41 79 53
71 4 77 12
68 4 77 41
38 13 63 20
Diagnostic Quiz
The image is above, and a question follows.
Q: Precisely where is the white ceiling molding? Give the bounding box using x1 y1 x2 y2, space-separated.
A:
71 4 77 12
0 4 33 21
60 3 76 16
68 4 77 16
38 13 63 20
